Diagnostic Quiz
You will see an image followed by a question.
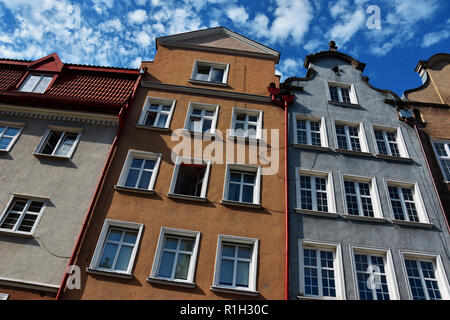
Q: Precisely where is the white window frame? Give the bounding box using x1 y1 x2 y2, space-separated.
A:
18 73 53 93
298 240 345 300
211 234 259 294
222 163 261 206
190 60 230 84
117 150 162 192
34 126 82 158
431 140 450 183
183 102 220 135
350 245 400 300
0 121 24 152
326 81 358 104
229 107 263 140
295 169 336 214
400 250 450 300
372 125 409 158
0 194 48 236
168 156 211 200
149 227 201 286
137 96 176 129
0 293 9 300
89 219 143 277
384 179 430 224
340 174 383 219
333 120 369 153
293 114 328 147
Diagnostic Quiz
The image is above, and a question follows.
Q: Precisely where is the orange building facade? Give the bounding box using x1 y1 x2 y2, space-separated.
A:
61 27 287 300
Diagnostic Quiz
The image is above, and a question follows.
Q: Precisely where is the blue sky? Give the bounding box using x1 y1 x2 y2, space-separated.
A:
0 0 448 96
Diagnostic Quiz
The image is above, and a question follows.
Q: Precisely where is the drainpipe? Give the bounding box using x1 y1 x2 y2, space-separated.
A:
413 123 450 232
55 72 142 299
284 99 289 300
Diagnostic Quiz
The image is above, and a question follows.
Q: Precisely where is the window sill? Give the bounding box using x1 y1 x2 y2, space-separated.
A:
327 100 360 108
86 268 133 279
33 152 70 160
189 79 229 88
292 144 332 152
227 134 261 142
335 149 373 157
0 149 11 153
391 219 434 228
180 129 218 138
135 124 171 132
375 154 413 163
210 285 259 297
295 209 340 218
114 185 155 196
167 193 207 202
343 214 387 223
147 277 196 288
0 229 33 238
220 199 262 209
297 295 339 301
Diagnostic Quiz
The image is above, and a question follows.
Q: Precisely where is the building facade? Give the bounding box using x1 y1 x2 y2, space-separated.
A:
0 53 140 299
401 53 450 224
61 27 287 300
284 44 450 300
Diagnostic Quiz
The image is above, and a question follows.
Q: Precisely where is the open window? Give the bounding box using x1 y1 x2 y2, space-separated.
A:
169 157 211 200
34 126 82 158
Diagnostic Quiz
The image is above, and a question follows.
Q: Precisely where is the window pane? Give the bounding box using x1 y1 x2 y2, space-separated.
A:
33 76 52 93
222 245 235 257
125 169 139 188
55 133 77 156
329 86 339 101
144 159 155 170
236 261 250 287
0 137 12 150
115 245 133 271
27 201 43 213
144 111 157 126
156 114 168 127
123 231 137 244
99 243 118 269
242 185 254 203
158 251 175 277
164 237 178 250
202 119 212 133
230 172 241 182
180 239 194 252
228 183 240 201
41 131 62 154
137 171 152 189
238 246 251 259
340 87 351 103
131 158 143 168
107 229 122 241
174 253 191 280
20 75 41 92
219 259 234 285
17 214 37 232
195 66 210 81
5 128 19 136
210 68 224 82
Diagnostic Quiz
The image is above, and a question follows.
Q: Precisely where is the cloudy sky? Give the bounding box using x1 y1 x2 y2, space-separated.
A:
0 0 448 96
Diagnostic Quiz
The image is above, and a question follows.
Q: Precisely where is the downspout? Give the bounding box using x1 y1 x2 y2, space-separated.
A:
55 72 142 300
284 99 289 300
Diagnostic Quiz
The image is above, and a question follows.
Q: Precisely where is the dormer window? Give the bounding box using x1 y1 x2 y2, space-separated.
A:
19 74 53 93
191 60 229 85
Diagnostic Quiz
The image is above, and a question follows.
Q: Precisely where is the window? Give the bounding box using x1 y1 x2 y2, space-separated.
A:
334 121 368 153
0 293 8 300
117 150 162 192
169 157 211 200
327 82 357 104
0 123 23 152
373 127 409 158
351 247 399 300
184 103 219 134
191 60 229 84
137 97 175 129
294 115 328 147
212 234 258 294
299 241 345 299
89 219 143 277
19 74 53 93
432 141 450 182
223 164 261 205
386 181 429 223
401 252 449 300
35 127 82 158
0 196 47 235
230 108 262 139
342 176 382 219
295 170 336 214
149 227 200 286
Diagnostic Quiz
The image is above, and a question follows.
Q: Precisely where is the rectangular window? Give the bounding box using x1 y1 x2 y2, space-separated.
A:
149 227 200 286
344 180 373 217
0 293 9 300
335 124 361 151
327 83 357 104
19 74 53 93
138 97 175 129
212 235 258 294
89 219 143 277
298 175 327 212
386 182 428 223
223 164 261 205
169 157 211 200
191 60 229 84
117 150 162 192
374 129 399 156
0 124 23 152
354 253 391 300
184 103 219 134
0 196 46 235
432 141 450 182
35 128 81 158
231 108 262 139
294 115 328 147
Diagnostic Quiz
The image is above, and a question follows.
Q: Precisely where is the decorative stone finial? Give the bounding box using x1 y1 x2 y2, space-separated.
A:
329 40 338 51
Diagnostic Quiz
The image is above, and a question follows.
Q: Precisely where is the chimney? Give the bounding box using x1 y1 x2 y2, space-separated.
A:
329 40 338 52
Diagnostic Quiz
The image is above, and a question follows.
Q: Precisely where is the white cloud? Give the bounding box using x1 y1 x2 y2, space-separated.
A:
278 57 303 80
136 30 151 47
128 9 148 24
422 30 450 47
304 39 322 52
329 0 349 19
226 6 249 25
329 8 365 44
391 0 438 23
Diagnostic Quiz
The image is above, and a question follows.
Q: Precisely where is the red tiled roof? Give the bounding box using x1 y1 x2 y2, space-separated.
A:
0 66 25 92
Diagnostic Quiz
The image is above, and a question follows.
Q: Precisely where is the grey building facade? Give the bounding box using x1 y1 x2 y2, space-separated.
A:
284 45 450 300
